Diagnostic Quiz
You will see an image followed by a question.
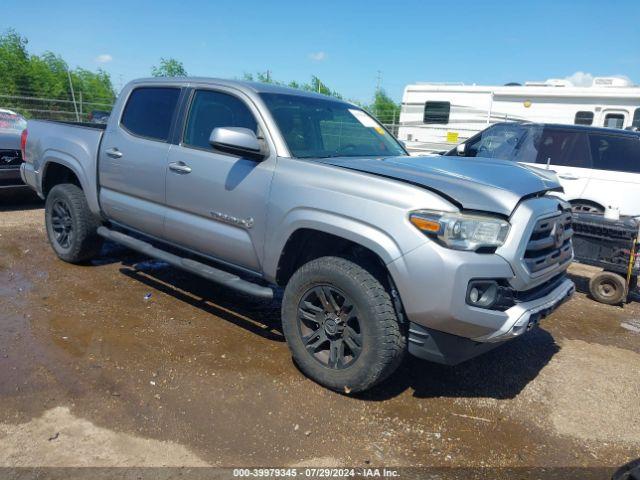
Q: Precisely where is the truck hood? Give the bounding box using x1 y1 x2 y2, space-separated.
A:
316 155 562 216
0 130 21 150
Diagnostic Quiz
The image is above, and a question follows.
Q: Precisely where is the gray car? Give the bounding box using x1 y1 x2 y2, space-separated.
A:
0 109 28 189
21 78 575 392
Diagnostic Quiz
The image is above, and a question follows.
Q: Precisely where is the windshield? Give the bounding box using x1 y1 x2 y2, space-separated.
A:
0 111 27 131
260 93 406 158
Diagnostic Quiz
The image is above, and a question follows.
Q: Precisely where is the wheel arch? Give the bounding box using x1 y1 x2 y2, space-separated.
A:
42 161 82 197
39 153 101 216
268 210 407 287
569 199 605 213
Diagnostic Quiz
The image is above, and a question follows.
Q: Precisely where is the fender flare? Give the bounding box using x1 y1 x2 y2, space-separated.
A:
40 151 100 214
263 207 406 282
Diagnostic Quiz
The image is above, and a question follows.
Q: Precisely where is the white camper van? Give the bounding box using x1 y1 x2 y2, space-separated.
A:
398 77 640 154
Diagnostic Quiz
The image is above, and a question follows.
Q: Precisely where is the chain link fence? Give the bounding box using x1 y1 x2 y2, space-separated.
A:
0 92 114 122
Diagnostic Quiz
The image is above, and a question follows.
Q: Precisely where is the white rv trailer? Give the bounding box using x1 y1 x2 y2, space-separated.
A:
397 77 640 154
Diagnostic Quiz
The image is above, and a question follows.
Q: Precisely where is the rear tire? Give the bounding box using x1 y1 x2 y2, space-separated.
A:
45 183 103 263
281 256 406 393
589 271 626 305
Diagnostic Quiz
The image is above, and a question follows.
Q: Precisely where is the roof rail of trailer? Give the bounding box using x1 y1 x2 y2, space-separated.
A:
413 82 466 86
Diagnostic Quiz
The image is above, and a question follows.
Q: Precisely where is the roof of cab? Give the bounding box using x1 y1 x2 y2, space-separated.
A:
129 76 349 102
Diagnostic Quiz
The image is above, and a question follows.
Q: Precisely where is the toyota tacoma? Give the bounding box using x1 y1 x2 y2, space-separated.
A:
21 78 575 392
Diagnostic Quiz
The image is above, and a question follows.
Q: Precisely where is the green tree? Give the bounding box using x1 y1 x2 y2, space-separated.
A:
242 71 343 99
367 89 400 126
0 29 30 96
0 29 116 120
151 57 187 77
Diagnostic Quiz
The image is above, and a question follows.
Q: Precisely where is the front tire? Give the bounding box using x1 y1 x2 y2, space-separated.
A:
281 256 406 392
45 183 103 263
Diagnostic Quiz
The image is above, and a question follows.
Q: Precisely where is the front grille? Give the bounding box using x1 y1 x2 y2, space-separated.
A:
523 206 573 274
0 149 22 169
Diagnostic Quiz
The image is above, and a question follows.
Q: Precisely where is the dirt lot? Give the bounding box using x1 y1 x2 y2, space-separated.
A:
1 191 639 475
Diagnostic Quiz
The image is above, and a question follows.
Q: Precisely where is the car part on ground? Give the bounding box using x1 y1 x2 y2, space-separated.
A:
572 212 640 304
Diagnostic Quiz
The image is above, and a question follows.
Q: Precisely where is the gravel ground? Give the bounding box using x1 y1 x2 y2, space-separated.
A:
0 192 638 476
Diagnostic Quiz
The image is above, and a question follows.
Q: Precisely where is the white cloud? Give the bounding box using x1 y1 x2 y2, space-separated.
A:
308 51 327 62
562 71 594 87
94 54 113 64
557 72 634 87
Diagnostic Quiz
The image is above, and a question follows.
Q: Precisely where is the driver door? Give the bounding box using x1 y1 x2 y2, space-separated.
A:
163 88 276 272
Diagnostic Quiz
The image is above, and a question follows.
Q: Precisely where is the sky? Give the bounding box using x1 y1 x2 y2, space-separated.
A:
3 0 639 103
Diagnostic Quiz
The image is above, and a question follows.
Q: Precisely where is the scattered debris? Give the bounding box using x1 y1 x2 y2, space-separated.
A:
451 413 491 423
294 424 299 431
143 293 152 301
304 431 311 436
154 394 161 400
343 386 352 394
150 381 156 386
48 432 59 441
621 320 640 333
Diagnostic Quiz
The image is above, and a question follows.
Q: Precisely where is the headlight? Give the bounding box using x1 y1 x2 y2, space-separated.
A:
409 210 510 251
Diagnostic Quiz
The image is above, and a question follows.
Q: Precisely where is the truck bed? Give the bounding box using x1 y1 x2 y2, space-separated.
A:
22 119 105 215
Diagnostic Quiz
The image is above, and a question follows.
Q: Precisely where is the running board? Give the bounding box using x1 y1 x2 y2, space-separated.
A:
97 226 274 299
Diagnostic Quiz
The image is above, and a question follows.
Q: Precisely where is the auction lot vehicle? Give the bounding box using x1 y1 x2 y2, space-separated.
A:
0 109 28 189
447 122 640 216
398 77 640 154
88 110 110 124
21 78 575 392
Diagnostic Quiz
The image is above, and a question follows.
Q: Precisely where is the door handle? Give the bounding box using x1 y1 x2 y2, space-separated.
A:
558 174 579 180
105 147 123 159
168 161 192 174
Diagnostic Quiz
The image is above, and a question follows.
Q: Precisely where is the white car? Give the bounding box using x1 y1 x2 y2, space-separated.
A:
448 122 640 216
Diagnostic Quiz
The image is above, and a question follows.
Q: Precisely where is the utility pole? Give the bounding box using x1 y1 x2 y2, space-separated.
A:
376 70 382 93
67 69 80 122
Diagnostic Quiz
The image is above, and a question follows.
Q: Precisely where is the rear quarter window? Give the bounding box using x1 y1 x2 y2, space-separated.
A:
121 87 181 141
588 133 640 173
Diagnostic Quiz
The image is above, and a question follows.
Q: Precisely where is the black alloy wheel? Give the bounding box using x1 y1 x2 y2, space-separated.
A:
297 285 363 369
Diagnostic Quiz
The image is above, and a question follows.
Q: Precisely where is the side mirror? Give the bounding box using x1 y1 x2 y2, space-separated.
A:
209 127 266 160
456 143 466 156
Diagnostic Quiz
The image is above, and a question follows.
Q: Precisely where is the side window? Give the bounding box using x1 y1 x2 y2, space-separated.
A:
574 111 594 126
423 101 450 124
589 134 640 173
560 133 592 168
604 113 625 129
183 90 257 149
533 129 577 166
633 108 640 128
121 87 181 141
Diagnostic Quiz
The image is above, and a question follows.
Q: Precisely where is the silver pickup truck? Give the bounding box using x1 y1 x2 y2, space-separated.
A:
21 77 575 392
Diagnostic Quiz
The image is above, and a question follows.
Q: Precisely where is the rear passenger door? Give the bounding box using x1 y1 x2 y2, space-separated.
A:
163 88 276 272
516 128 592 203
99 86 182 238
584 133 640 216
